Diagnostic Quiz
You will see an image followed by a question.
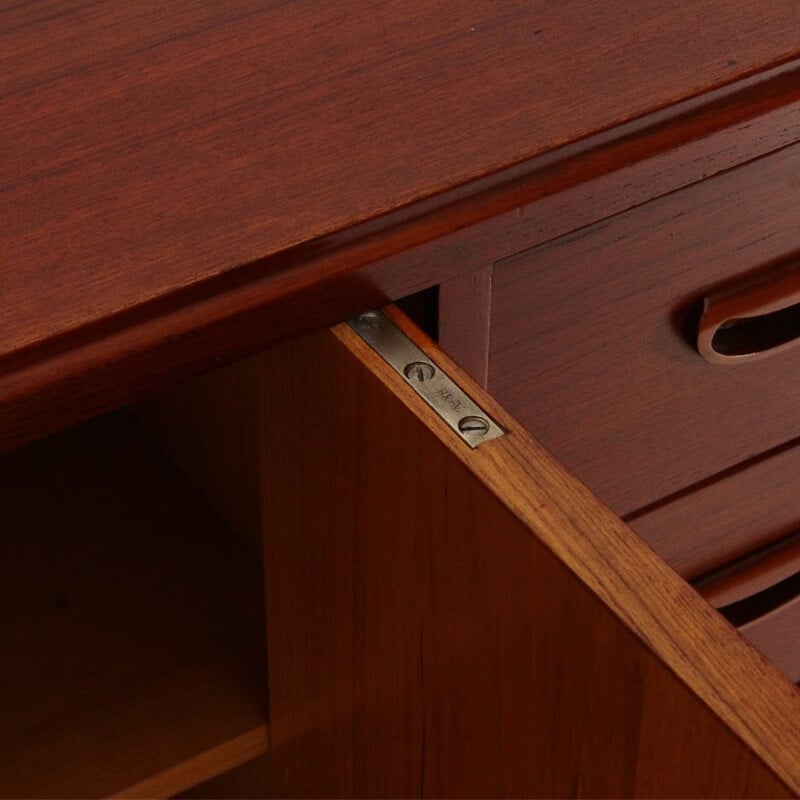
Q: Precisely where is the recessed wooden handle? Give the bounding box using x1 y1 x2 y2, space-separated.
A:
699 534 800 681
719 572 800 683
711 542 800 682
697 264 800 364
697 535 800 610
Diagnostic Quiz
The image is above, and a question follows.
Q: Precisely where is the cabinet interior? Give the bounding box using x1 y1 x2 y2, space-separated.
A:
0 287 442 798
2 295 798 796
0 354 270 798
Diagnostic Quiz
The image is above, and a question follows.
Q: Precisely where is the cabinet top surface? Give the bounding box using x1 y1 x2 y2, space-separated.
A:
2 0 800 365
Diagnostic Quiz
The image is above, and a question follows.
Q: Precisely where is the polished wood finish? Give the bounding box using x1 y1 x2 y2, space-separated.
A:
739 591 800 684
438 266 493 386
628 438 800 579
4 0 798 359
491 142 800 515
698 259 800 363
4 9 800 453
261 308 800 797
7 5 800 795
699 533 800 609
0 414 268 798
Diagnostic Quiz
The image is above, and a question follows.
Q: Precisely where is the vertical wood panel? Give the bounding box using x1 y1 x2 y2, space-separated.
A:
439 266 493 386
135 356 264 559
262 330 425 796
260 310 800 797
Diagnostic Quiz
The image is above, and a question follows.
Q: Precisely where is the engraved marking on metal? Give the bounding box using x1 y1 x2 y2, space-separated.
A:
348 311 505 448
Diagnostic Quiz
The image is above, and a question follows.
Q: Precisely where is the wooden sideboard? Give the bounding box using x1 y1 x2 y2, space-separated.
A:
5 2 800 796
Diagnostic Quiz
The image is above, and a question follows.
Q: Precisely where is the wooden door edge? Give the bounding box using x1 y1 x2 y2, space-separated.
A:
334 304 800 794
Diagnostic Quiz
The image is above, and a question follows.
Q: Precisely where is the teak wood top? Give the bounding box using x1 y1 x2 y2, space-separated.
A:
3 1 800 447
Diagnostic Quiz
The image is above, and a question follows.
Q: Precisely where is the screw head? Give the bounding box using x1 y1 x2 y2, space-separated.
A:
404 361 435 382
353 311 382 334
458 415 490 436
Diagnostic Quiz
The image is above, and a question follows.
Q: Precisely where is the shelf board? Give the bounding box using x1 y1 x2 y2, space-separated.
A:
0 414 268 798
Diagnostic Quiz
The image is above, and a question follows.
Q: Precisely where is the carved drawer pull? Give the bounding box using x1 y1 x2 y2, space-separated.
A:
707 539 800 683
697 262 800 364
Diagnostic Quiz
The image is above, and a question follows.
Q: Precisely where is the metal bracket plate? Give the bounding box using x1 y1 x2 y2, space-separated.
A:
348 310 505 449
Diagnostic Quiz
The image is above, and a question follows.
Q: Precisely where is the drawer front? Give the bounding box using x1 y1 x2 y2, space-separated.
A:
740 592 800 684
709 536 800 684
627 441 800 580
489 142 800 515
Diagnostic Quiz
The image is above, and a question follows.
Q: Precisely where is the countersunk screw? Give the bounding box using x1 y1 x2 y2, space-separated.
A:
458 416 490 436
404 361 435 382
353 310 381 334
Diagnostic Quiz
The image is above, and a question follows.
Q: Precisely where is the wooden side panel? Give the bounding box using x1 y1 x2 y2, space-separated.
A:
0 415 268 798
261 311 800 797
438 266 493 386
419 454 789 798
262 330 426 796
135 356 264 559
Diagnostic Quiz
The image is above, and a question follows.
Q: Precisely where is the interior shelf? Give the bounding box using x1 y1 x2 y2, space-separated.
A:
0 413 268 799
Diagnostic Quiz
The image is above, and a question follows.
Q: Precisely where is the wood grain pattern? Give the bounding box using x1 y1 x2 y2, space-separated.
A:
698 533 800 609
2 71 800 456
628 438 800 580
438 266 492 386
0 414 268 798
740 592 800 684
261 307 800 797
3 0 799 359
697 260 800 364
3 7 800 452
491 142 800 515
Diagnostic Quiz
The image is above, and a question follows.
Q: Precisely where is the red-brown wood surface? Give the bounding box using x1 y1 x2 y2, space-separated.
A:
490 141 800 515
438 266 493 386
698 533 800 609
4 3 800 450
697 260 800 364
740 594 800 684
4 0 799 359
629 439 800 581
260 309 800 797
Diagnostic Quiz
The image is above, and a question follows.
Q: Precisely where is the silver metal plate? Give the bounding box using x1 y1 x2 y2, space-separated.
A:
348 310 505 449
